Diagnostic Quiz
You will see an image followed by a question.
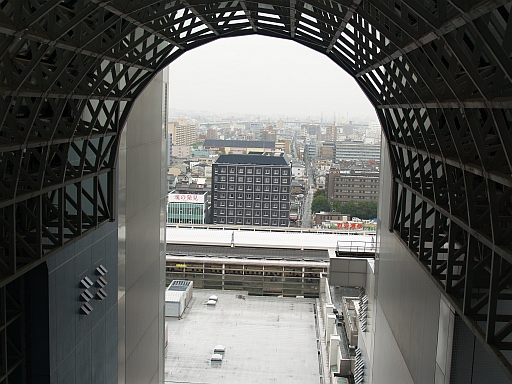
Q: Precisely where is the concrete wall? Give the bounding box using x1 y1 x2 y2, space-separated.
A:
329 257 367 287
117 69 167 384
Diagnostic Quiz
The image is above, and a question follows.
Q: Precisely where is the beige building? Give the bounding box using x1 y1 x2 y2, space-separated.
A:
325 169 379 204
168 120 197 146
172 145 192 158
275 139 291 154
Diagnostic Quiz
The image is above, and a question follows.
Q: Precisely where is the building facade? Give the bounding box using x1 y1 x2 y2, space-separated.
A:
167 193 208 224
168 120 197 146
211 155 291 226
325 169 380 204
204 139 275 154
334 141 381 163
171 145 192 158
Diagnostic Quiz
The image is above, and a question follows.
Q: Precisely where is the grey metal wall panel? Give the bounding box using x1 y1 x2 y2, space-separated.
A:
119 70 167 384
47 221 118 383
371 300 414 384
375 139 441 384
450 316 474 384
450 316 511 384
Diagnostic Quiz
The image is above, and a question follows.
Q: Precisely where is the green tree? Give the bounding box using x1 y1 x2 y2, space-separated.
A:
311 195 331 213
341 200 378 219
314 188 326 198
342 201 358 217
359 201 378 219
331 199 343 213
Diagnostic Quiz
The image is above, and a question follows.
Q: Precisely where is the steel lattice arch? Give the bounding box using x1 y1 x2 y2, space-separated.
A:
2 0 512 380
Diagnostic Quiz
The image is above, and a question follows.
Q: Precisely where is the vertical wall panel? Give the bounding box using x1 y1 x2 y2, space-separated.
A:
118 70 167 384
374 137 441 383
47 221 118 384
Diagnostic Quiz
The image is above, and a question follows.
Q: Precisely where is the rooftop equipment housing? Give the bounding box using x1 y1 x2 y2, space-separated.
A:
165 280 193 317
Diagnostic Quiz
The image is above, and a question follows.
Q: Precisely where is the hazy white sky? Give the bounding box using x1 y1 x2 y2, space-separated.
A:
167 35 378 122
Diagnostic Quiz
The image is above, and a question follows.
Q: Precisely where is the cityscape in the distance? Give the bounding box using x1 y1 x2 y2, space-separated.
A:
166 110 381 229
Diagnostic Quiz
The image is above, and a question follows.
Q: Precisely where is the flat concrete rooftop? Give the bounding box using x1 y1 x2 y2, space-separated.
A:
165 289 322 384
167 226 374 251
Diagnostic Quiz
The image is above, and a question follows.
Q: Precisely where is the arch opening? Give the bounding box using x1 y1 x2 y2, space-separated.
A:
2 0 512 381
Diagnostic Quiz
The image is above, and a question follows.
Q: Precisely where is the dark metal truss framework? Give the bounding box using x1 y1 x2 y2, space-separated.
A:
1 0 512 379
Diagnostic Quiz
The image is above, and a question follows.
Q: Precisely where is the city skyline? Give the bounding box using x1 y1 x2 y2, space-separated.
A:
167 35 379 122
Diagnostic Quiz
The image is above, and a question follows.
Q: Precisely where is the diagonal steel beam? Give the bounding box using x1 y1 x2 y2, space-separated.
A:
240 0 257 32
356 0 510 78
90 0 185 49
290 0 296 38
326 0 362 53
181 0 220 37
0 26 151 71
377 100 512 109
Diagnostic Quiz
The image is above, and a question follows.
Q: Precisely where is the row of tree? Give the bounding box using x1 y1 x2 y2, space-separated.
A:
311 189 378 219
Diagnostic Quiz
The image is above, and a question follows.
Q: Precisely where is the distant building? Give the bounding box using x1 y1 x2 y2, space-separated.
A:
172 145 192 158
275 139 291 154
204 139 275 154
211 154 291 227
313 212 351 226
291 164 306 178
319 142 335 159
335 141 380 163
325 123 337 142
325 169 380 204
174 176 210 195
304 142 318 159
168 120 197 146
260 127 277 142
206 128 218 140
291 180 305 197
302 124 320 136
167 192 208 224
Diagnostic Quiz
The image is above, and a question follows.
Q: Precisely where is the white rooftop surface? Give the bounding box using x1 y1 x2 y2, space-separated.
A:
165 290 321 384
167 226 374 251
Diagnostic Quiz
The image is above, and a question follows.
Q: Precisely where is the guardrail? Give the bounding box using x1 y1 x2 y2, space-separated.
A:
335 239 376 256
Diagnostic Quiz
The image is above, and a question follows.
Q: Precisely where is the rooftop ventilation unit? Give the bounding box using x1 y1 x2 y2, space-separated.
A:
211 354 223 362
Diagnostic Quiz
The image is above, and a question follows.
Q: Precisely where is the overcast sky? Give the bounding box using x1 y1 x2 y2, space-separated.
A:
167 35 378 122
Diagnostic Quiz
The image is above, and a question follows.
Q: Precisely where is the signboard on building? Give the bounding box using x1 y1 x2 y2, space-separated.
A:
169 193 205 204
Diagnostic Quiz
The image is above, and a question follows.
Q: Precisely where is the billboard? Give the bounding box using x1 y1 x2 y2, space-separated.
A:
169 193 205 204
